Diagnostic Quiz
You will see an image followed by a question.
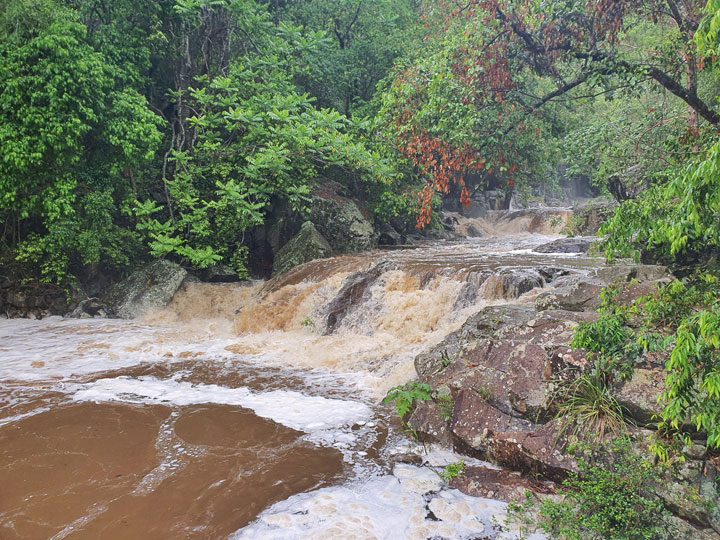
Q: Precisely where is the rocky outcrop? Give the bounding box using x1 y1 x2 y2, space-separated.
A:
1 281 80 319
535 263 673 312
570 201 617 235
449 464 556 502
272 221 332 277
103 259 187 319
303 192 375 253
407 259 719 538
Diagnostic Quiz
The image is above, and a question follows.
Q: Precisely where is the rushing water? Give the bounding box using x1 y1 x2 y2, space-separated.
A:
0 210 600 539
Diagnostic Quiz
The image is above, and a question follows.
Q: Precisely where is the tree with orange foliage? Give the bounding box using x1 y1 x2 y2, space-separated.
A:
379 0 717 227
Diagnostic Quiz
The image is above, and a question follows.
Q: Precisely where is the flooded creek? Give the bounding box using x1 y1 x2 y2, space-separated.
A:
1 213 601 539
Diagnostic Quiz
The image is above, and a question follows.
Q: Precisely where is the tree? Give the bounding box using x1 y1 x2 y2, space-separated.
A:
0 0 161 281
379 0 719 226
276 0 421 117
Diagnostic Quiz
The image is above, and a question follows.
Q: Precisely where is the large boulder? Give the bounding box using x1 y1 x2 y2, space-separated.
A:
272 221 332 277
303 193 375 252
104 259 187 319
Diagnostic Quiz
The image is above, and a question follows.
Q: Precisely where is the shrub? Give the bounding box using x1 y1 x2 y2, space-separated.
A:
552 372 628 442
512 437 665 540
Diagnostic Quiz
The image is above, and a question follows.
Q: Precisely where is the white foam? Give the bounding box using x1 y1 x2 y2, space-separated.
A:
71 376 372 434
231 463 546 540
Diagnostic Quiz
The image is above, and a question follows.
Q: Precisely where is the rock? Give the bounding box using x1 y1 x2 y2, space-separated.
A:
657 457 720 534
415 305 537 381
378 223 403 246
478 269 545 300
202 264 239 282
590 264 672 284
323 271 377 334
465 224 485 238
405 401 454 446
570 201 617 235
612 368 665 425
304 193 375 252
533 237 592 254
450 391 575 479
450 465 555 502
424 229 463 241
440 213 459 231
104 259 187 319
535 277 605 312
67 298 109 319
272 221 332 277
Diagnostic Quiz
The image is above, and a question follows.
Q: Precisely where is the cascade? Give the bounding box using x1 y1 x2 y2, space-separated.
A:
0 208 593 539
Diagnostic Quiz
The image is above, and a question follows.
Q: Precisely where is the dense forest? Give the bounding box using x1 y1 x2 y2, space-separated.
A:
2 0 719 280
3 0 720 469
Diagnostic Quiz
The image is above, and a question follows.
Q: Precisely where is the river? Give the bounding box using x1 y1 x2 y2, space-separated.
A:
0 210 601 539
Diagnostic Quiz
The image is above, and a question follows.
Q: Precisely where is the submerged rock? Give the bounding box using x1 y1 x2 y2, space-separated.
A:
323 271 377 334
272 221 333 277
104 259 187 319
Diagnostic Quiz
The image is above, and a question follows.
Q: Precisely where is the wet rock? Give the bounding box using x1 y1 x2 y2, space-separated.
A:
202 264 239 282
378 223 403 246
535 277 605 312
406 401 454 446
570 201 617 235
323 271 377 334
465 224 485 238
415 305 536 381
450 465 556 502
590 263 672 284
272 221 332 277
104 259 187 319
533 237 592 254
656 456 720 535
479 269 545 300
67 298 109 319
424 229 463 241
304 193 375 252
440 213 459 231
612 368 665 425
659 514 720 540
450 391 575 480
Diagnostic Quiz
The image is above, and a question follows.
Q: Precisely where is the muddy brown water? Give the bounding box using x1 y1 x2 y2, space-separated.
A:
1 213 601 539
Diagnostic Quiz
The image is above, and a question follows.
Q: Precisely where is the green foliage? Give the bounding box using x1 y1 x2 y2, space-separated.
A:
382 382 434 421
552 372 628 442
0 0 161 282
438 461 464 481
533 438 665 540
569 273 720 451
277 0 421 117
571 286 640 381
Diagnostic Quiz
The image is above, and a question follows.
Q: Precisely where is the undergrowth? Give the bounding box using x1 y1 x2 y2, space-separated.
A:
509 437 666 540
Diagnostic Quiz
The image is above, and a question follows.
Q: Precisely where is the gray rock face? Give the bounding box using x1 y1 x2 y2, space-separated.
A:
590 263 672 284
535 277 605 312
104 259 187 319
378 223 403 246
612 368 665 426
272 221 332 277
304 195 375 252
415 305 537 381
533 237 592 253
